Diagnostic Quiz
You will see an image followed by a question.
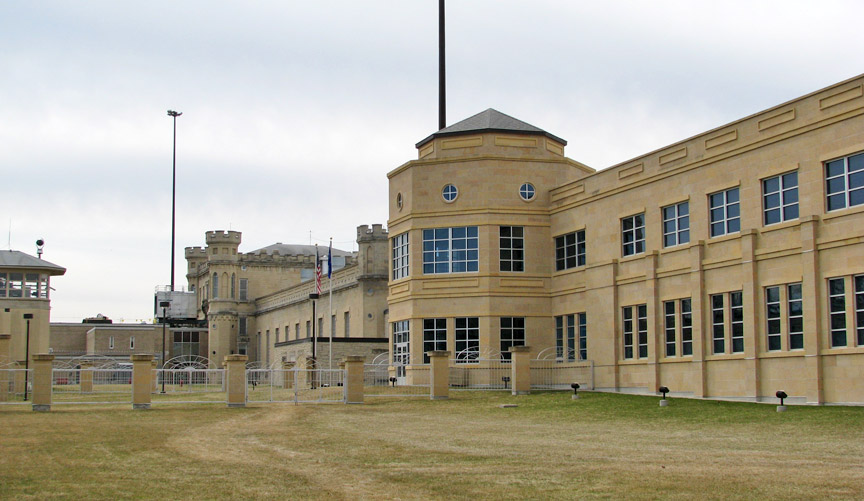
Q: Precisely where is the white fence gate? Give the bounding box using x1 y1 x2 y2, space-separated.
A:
246 368 345 403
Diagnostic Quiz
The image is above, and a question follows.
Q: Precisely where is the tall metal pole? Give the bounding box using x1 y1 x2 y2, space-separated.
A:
439 0 446 130
167 110 182 291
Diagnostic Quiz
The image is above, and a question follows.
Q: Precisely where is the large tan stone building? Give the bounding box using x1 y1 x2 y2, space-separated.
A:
185 225 390 368
387 75 864 404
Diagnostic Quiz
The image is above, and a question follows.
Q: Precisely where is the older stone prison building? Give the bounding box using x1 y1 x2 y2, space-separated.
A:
387 75 864 404
184 225 389 369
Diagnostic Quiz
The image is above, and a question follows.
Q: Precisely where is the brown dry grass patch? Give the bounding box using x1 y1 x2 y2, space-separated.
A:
1 391 862 500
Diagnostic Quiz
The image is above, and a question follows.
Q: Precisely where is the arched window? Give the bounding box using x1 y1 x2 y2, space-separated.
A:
212 273 219 298
231 273 236 299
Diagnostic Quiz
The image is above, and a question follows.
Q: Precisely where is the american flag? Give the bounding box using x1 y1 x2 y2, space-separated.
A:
315 246 322 295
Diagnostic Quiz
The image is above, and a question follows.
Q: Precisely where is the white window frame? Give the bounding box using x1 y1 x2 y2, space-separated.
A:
454 317 479 363
762 171 799 225
825 152 864 211
392 232 409 280
621 214 645 257
662 201 690 247
555 230 586 271
499 226 525 272
709 187 741 237
422 227 479 274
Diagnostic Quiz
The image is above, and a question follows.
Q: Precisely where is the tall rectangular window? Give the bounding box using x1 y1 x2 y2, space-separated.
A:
555 230 586 271
664 301 677 357
212 273 219 299
392 232 409 280
295 323 299 340
555 316 564 359
499 226 525 272
622 305 647 359
422 227 478 274
788 283 804 350
565 314 576 361
393 321 410 368
238 278 248 301
855 275 864 346
681 299 693 356
423 318 447 363
763 171 799 225
825 152 864 211
130 336 135 350
730 291 743 353
330 316 335 337
239 317 247 337
711 294 725 354
344 312 350 337
306 321 311 338
500 317 525 361
623 307 634 360
555 314 583 361
274 327 280 344
578 313 587 361
662 202 690 247
766 286 782 351
621 214 645 257
709 187 740 237
829 278 847 347
455 317 479 362
318 318 323 337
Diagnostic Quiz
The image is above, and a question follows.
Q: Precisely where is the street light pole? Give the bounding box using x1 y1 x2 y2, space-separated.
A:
23 313 33 401
167 110 182 291
159 301 170 393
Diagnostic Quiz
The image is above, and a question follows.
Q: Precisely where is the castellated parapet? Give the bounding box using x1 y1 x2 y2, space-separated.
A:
357 224 388 243
206 230 242 246
185 247 207 258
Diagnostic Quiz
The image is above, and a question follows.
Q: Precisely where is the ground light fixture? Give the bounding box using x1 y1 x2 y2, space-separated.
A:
571 382 580 400
389 376 397 387
776 390 788 412
23 313 33 400
159 301 170 393
502 376 510 389
658 386 670 407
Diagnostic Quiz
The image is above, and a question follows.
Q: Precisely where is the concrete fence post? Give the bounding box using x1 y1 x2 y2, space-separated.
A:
510 345 531 395
151 360 159 392
79 361 94 393
344 355 365 404
429 351 450 400
0 334 10 364
131 354 153 410
0 335 10 402
225 354 248 408
31 353 54 412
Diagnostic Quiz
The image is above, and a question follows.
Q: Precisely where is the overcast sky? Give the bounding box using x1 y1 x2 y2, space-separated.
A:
3 1 862 323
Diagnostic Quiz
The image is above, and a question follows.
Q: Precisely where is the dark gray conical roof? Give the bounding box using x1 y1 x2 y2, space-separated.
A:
0 250 66 275
416 108 566 148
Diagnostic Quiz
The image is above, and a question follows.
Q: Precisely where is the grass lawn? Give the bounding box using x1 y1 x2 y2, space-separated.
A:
1 391 862 500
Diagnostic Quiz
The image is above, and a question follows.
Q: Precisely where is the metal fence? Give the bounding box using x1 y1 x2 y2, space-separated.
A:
449 360 512 390
246 369 345 403
364 364 429 397
0 369 30 404
51 368 133 403
152 369 226 403
530 359 594 390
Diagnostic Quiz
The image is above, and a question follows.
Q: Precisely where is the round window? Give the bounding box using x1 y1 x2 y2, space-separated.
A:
519 183 536 201
442 184 458 202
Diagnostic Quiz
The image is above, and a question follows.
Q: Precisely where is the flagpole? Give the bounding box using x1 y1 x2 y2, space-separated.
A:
328 237 333 370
